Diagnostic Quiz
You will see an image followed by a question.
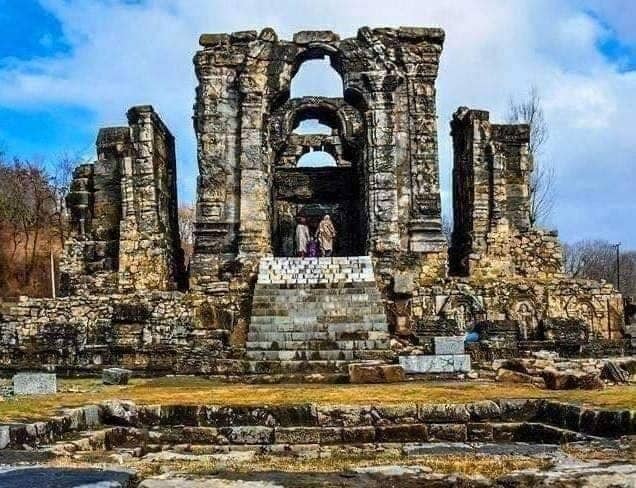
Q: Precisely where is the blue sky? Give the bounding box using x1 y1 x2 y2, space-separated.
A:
0 0 634 248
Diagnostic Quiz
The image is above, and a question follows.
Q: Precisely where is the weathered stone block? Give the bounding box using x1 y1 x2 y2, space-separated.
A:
218 426 273 444
12 373 56 395
428 423 467 442
348 364 405 383
418 404 470 423
376 424 428 442
497 399 541 421
465 401 501 421
393 272 415 295
467 422 493 441
292 30 339 44
433 336 464 355
102 367 132 385
342 426 375 443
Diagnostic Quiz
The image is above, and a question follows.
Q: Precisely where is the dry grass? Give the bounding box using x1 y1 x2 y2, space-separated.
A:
0 376 634 422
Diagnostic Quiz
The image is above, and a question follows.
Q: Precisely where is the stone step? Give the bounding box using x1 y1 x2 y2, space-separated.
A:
245 349 393 362
252 291 382 305
249 322 387 333
250 303 385 313
245 339 391 351
247 360 359 374
247 333 389 344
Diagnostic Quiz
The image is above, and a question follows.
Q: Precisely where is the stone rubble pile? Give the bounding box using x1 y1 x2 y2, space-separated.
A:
492 354 635 390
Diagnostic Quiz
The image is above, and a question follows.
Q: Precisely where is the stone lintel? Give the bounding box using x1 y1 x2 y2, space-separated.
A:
292 30 340 45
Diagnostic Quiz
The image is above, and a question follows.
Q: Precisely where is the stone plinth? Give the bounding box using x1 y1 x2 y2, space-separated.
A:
12 373 57 395
399 355 471 374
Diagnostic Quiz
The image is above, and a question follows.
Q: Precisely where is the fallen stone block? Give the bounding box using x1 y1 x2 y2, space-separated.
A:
348 363 405 383
399 354 471 374
496 368 545 387
12 373 56 395
102 368 132 385
541 368 604 390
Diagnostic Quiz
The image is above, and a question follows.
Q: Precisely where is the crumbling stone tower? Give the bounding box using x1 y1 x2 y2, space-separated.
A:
190 28 448 290
449 108 564 280
62 106 184 294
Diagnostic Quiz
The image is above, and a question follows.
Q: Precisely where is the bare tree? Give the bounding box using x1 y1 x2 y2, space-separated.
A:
50 154 77 247
507 86 556 228
564 239 636 298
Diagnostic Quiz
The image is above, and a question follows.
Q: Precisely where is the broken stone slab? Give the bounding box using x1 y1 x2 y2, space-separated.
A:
398 354 470 373
12 373 56 395
433 336 465 355
102 367 132 385
541 368 604 390
348 364 405 383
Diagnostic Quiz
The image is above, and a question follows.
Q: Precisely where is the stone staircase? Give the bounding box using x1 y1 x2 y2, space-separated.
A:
246 256 392 373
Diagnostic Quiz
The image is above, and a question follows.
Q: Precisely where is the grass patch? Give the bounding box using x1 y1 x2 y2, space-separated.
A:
0 377 634 422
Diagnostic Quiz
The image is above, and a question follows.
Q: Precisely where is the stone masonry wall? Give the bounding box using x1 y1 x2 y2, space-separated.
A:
0 287 251 375
408 278 623 341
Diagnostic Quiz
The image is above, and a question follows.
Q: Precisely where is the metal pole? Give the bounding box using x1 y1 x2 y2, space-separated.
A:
50 250 56 299
612 242 621 291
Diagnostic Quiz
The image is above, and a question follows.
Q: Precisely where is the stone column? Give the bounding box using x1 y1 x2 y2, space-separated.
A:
405 74 446 252
364 75 400 253
237 70 272 256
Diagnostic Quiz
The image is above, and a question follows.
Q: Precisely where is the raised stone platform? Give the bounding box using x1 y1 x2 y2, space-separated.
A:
247 257 392 372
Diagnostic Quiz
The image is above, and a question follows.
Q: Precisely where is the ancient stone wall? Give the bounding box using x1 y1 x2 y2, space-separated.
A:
61 106 184 295
0 289 250 374
408 278 623 341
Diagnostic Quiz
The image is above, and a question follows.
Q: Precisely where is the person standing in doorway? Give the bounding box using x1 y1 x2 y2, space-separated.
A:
295 216 310 257
317 214 336 257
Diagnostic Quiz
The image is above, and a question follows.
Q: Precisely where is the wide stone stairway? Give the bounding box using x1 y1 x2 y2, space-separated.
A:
246 256 392 373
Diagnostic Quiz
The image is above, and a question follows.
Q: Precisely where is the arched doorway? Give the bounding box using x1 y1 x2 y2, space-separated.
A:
269 92 366 257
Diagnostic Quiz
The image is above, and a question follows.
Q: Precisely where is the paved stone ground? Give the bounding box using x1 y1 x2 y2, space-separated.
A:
137 461 636 487
0 466 135 487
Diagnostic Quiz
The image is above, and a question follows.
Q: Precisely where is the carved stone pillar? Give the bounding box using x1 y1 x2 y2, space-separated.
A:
405 73 445 253
365 75 400 253
238 72 272 255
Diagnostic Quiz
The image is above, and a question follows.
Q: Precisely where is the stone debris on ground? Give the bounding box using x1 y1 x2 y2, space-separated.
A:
492 355 634 390
102 367 133 385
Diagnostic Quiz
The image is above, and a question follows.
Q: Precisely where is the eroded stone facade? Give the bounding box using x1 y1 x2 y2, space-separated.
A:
0 27 627 375
61 105 184 295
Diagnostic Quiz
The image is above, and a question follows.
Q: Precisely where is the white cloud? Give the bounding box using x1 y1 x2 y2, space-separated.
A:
0 0 634 246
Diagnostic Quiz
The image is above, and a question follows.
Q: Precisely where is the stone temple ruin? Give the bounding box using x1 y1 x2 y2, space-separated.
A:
0 27 628 376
